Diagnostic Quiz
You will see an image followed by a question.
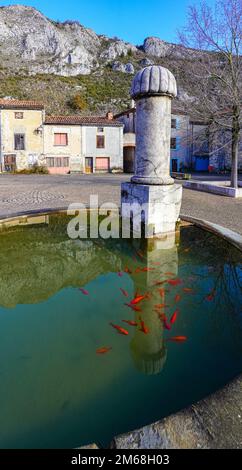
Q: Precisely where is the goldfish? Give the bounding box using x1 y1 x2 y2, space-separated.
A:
158 313 167 321
158 288 166 298
141 267 155 272
96 347 112 355
165 272 175 277
167 336 187 342
154 281 166 286
139 317 149 335
135 267 141 274
118 272 124 277
79 288 89 295
206 294 215 302
167 279 182 286
206 289 216 301
154 303 169 309
175 294 181 303
124 303 142 312
110 323 129 336
122 320 138 327
183 288 194 293
163 320 171 330
120 288 129 297
170 309 179 325
130 295 146 305
124 266 132 274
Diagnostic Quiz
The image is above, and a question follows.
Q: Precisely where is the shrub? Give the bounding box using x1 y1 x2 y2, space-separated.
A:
16 164 49 175
69 94 88 111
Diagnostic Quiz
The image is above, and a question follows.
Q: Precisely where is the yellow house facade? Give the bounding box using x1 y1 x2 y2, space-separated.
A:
0 99 44 172
0 99 124 174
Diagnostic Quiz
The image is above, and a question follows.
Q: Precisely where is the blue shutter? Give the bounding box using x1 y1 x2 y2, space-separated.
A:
176 136 181 151
176 118 180 130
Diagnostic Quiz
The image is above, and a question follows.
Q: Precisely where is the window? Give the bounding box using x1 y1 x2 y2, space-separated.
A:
171 118 176 129
14 134 25 150
46 157 55 167
54 133 68 146
97 127 104 133
170 138 177 150
15 112 24 119
96 135 105 149
46 157 69 167
4 155 16 165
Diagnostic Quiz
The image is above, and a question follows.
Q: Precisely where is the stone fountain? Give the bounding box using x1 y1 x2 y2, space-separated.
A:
121 65 182 239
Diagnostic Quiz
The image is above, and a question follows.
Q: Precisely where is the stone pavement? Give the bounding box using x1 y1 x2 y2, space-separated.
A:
0 173 242 235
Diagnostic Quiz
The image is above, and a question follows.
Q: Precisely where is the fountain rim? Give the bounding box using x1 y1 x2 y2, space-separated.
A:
0 206 241 449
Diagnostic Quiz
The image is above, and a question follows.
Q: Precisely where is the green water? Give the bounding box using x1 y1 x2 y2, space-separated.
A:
0 214 241 449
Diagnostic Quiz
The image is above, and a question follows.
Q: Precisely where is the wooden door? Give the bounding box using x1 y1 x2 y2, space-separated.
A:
85 157 93 173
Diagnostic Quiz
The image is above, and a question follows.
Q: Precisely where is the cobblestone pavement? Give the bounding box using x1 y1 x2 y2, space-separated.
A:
0 173 242 235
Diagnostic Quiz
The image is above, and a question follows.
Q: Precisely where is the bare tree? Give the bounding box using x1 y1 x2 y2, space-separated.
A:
179 0 241 186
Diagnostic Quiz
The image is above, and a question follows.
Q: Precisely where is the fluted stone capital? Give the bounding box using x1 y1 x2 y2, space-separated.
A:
131 65 177 100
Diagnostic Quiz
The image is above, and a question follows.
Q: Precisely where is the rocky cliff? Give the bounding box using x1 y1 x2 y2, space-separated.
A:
0 5 197 113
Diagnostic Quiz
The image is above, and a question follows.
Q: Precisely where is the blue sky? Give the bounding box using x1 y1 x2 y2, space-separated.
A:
0 0 216 44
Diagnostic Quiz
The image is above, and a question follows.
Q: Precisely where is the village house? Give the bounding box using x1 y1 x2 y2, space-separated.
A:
0 99 123 174
0 98 240 175
115 106 242 173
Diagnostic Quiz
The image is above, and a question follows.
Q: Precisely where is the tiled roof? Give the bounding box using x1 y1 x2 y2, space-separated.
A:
45 115 123 127
0 99 44 110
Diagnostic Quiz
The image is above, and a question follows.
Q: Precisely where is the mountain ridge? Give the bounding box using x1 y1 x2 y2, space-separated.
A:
0 5 197 114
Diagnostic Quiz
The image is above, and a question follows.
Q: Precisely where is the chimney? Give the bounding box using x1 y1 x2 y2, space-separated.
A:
106 111 113 120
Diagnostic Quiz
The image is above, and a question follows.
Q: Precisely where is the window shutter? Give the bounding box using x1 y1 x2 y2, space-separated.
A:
176 136 181 150
176 118 180 130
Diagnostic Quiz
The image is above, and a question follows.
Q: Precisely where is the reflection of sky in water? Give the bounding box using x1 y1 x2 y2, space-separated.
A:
0 215 241 448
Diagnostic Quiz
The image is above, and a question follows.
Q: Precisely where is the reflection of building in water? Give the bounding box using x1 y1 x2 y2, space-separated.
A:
129 235 179 375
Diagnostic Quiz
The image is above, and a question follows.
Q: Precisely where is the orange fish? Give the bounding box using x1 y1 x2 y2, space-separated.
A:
175 294 181 303
165 272 175 277
141 267 155 272
79 288 89 295
167 279 182 286
154 281 166 286
206 294 215 301
124 266 132 274
135 267 141 274
167 336 187 342
110 323 129 336
124 303 142 312
170 309 179 325
122 320 138 327
158 313 167 321
120 288 128 297
183 288 194 293
158 288 165 297
96 347 112 355
139 317 149 334
154 303 169 309
163 319 171 330
130 295 146 305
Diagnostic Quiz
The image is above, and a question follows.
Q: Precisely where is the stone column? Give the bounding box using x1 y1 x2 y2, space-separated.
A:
131 66 176 185
121 65 182 237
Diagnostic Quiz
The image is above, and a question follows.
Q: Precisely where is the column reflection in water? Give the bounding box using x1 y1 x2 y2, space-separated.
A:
129 232 180 375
